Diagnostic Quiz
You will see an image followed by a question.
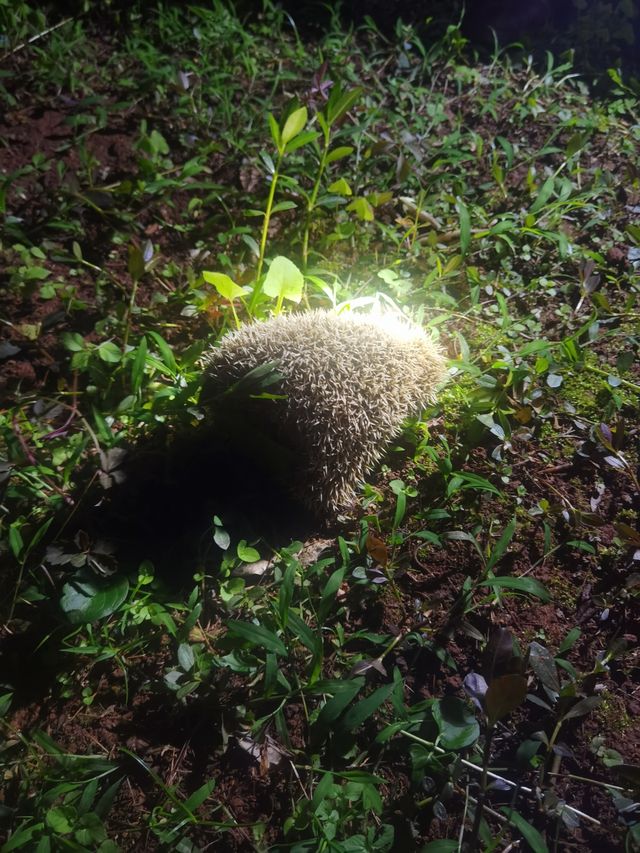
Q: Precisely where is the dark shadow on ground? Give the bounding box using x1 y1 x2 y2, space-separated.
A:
74 422 318 586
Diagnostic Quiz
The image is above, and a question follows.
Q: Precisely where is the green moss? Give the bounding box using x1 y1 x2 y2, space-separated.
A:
596 692 632 734
536 421 575 462
562 359 639 421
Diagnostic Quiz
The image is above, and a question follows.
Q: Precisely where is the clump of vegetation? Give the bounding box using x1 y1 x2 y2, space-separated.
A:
1 2 639 851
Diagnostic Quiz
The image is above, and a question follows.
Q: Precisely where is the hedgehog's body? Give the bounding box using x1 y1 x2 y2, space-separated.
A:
201 310 447 518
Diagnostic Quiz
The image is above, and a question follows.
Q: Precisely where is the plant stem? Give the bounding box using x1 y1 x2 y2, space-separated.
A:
123 279 138 350
470 724 494 848
250 149 284 312
302 125 331 271
583 362 640 393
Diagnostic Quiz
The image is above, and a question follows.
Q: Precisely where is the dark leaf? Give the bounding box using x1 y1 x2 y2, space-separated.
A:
615 523 640 546
60 575 129 624
562 695 602 721
484 628 518 679
485 674 527 724
529 641 560 696
128 244 145 282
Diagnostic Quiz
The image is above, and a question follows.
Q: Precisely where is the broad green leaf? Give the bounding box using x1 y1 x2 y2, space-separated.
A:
420 842 458 852
565 131 589 158
284 129 319 154
326 145 354 163
46 805 76 834
281 106 307 146
94 778 122 820
0 691 13 717
367 191 393 207
346 197 374 221
60 576 129 624
226 620 287 656
262 255 304 304
456 198 471 255
98 341 121 364
328 177 352 196
485 674 527 724
432 696 480 749
312 771 335 810
202 271 245 301
213 526 230 550
183 779 216 812
271 200 298 213
479 576 550 602
62 331 85 352
237 540 260 562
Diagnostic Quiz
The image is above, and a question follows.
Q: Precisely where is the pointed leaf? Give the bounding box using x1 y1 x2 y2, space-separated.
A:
486 517 517 572
485 674 527 724
281 106 308 145
267 113 280 148
456 198 471 255
326 145 355 163
479 576 550 601
226 620 287 656
338 679 395 732
529 641 560 695
326 87 362 125
128 244 145 282
202 271 245 301
562 695 601 721
530 176 555 214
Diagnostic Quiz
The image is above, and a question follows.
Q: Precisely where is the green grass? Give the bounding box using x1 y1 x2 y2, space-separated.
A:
1 2 639 851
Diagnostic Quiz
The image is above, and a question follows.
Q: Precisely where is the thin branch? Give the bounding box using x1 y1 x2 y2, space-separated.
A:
3 17 76 59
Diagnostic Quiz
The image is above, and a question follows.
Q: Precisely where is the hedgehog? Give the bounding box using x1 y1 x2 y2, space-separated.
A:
200 309 447 519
